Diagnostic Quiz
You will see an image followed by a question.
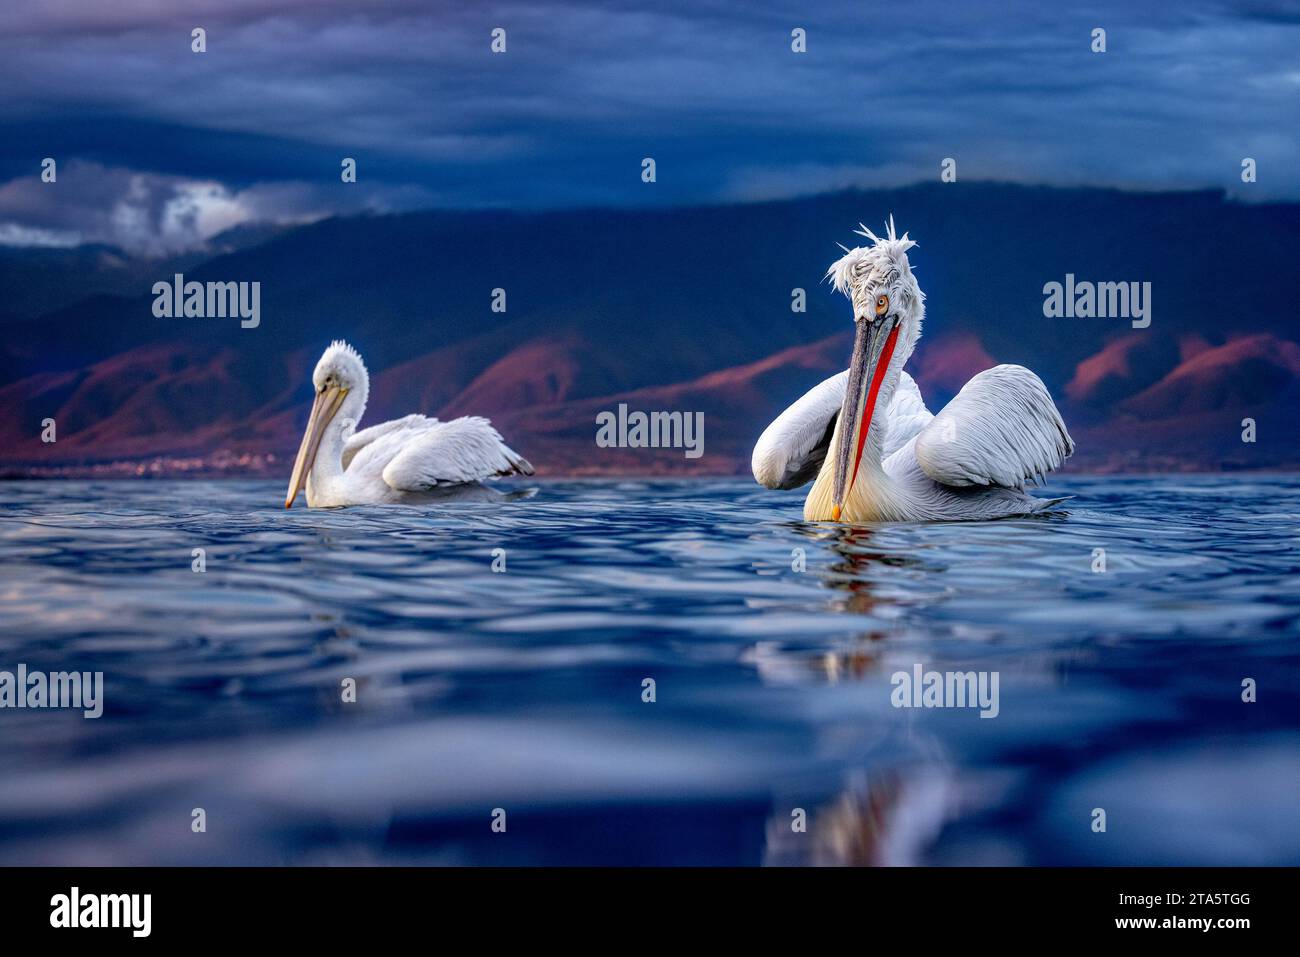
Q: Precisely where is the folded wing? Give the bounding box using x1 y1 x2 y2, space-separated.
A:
380 416 534 490
914 364 1073 490
752 371 846 490
342 414 434 470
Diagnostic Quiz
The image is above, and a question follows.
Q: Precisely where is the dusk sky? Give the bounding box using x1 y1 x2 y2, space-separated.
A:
1 0 1296 254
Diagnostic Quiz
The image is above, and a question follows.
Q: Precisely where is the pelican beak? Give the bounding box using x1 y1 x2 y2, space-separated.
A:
285 385 348 508
831 314 900 521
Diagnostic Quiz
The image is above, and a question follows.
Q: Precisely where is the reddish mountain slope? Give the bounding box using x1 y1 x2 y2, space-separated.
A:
1121 334 1300 417
4 327 1298 477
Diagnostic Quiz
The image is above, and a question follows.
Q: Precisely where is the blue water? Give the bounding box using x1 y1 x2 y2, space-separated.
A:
0 476 1297 865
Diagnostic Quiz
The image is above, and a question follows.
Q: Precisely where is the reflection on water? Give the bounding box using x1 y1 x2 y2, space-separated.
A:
0 476 1297 865
764 765 953 867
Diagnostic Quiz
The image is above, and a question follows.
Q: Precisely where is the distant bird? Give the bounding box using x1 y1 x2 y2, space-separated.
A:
285 341 533 508
752 220 1073 522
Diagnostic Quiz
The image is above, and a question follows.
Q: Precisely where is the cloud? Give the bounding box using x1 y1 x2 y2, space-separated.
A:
0 161 439 255
0 0 1295 251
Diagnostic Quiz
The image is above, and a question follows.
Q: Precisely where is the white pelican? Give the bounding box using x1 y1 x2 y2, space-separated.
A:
752 220 1074 522
285 340 533 508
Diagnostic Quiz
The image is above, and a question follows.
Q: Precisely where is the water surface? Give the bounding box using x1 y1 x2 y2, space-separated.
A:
0 476 1297 865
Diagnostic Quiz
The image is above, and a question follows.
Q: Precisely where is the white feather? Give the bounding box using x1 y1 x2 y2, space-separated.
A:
752 370 932 490
380 417 533 490
882 372 932 460
914 365 1074 491
294 341 533 508
753 220 1076 522
752 371 845 490
342 414 434 470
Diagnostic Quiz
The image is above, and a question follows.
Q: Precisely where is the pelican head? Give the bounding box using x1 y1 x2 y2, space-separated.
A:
285 340 370 508
825 218 925 520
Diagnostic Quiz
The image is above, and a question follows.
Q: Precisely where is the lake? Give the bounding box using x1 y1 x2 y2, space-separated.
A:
0 476 1296 865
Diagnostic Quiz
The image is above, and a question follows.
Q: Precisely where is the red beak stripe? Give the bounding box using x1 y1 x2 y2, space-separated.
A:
848 323 900 496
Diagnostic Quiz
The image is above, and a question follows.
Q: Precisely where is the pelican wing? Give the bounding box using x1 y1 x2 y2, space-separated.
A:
752 371 846 489
342 414 433 470
914 364 1073 490
379 416 533 490
753 370 932 489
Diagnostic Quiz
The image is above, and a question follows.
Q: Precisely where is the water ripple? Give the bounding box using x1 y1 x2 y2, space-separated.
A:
0 476 1297 865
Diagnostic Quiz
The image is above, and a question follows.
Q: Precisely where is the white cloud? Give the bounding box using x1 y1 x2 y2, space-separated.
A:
0 161 441 255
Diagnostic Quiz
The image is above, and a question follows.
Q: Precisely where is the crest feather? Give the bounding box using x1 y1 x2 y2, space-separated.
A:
318 339 368 382
826 216 918 296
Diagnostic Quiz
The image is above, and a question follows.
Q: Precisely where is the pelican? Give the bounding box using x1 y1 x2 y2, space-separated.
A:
285 340 533 508
752 220 1074 522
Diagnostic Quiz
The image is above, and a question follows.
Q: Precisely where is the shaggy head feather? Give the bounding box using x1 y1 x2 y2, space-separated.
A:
312 339 370 428
314 340 369 392
826 216 924 333
825 217 926 377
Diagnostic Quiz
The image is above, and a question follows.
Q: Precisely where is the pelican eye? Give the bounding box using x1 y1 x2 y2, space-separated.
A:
874 294 889 317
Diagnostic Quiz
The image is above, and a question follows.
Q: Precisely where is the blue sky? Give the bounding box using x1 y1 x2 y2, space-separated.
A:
0 0 1296 254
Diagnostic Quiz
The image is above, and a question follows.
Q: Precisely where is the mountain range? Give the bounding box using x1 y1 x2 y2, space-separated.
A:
2 183 1297 478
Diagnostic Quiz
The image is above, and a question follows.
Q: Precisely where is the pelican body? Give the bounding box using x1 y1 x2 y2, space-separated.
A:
285 341 533 508
753 221 1074 523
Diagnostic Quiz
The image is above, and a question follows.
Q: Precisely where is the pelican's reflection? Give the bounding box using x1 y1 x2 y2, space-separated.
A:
823 524 888 614
795 521 924 613
763 764 952 866
745 636 884 684
746 523 923 684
